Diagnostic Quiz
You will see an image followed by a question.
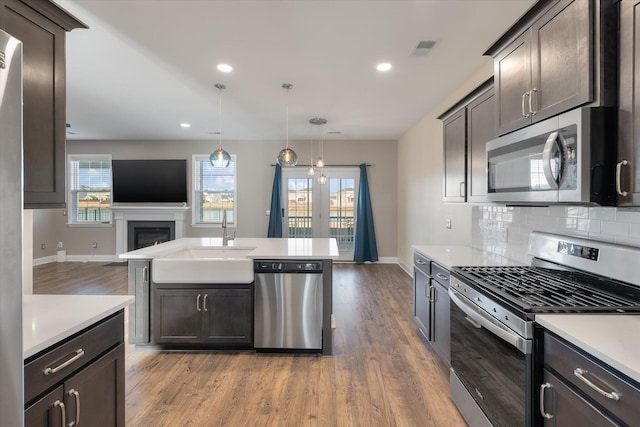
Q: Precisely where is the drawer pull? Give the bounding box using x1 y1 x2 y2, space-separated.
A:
539 382 555 419
54 400 66 426
574 368 621 401
415 259 427 265
43 349 85 376
68 389 81 426
435 273 449 281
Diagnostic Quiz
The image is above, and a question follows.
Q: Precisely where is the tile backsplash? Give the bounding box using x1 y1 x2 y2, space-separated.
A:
472 205 640 263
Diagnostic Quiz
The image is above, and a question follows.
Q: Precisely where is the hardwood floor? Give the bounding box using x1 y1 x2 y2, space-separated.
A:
33 262 465 427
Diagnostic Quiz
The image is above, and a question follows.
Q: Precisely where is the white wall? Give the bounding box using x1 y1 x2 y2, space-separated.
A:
397 62 493 270
397 61 640 270
33 138 397 261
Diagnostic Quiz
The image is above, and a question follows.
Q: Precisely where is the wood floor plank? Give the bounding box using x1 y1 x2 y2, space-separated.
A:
33 261 466 426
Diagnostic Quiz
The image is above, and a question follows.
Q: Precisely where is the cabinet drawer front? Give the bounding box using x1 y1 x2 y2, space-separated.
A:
413 252 430 274
544 332 640 425
25 312 124 404
431 262 450 288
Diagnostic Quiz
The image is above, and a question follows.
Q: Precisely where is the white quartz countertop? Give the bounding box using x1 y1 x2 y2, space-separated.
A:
23 294 134 359
119 237 340 260
536 314 640 384
413 245 523 269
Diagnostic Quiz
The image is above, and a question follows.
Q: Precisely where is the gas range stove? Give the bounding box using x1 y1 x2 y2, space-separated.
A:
451 265 640 315
451 231 640 320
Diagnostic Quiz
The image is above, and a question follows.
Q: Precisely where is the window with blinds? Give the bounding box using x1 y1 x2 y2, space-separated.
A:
192 154 237 226
68 155 112 225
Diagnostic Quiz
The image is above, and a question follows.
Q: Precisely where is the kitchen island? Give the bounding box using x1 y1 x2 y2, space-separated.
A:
120 237 339 355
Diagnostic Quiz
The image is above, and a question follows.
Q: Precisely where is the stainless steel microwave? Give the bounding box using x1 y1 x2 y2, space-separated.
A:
486 107 616 205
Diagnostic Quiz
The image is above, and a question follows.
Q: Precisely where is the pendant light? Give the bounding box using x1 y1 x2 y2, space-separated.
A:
315 118 326 168
307 117 326 176
277 83 298 166
307 128 316 176
210 84 231 167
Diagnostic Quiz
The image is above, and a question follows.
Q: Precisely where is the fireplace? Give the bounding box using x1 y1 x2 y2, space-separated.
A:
111 206 190 256
128 221 175 251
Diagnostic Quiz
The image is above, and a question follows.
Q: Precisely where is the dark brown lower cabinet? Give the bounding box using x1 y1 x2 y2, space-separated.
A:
153 285 253 347
24 313 125 427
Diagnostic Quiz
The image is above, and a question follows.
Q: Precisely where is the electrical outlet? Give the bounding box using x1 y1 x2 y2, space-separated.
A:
62 210 67 216
266 209 270 216
57 242 63 249
446 218 452 229
41 243 46 250
92 242 98 249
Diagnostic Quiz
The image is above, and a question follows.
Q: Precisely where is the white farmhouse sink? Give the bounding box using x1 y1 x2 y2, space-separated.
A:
152 246 255 284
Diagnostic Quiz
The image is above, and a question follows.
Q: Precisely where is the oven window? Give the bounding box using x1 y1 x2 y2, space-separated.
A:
450 301 526 427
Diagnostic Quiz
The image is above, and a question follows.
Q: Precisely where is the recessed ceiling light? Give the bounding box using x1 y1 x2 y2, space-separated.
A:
376 62 392 72
180 123 191 128
217 63 233 73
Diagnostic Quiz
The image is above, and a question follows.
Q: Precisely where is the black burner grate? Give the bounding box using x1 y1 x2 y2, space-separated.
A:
454 266 640 313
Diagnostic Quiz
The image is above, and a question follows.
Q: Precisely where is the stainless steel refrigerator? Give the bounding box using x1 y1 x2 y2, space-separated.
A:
0 28 23 426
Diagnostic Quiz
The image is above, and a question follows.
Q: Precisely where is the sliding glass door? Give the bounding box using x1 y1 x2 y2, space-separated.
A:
282 167 359 260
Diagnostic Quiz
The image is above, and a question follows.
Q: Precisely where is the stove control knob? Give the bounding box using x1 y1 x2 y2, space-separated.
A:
474 297 482 303
505 315 509 321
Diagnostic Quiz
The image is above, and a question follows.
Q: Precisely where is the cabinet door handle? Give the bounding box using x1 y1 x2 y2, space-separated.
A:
428 284 436 302
529 88 538 115
67 388 81 426
54 400 66 427
196 294 202 312
431 285 437 303
522 92 530 118
424 282 429 298
459 182 465 198
43 349 85 376
142 266 148 284
616 160 629 197
203 294 208 312
435 273 449 282
539 382 555 419
574 368 621 401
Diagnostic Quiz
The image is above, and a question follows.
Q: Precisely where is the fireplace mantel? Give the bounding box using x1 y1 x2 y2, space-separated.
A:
112 206 190 255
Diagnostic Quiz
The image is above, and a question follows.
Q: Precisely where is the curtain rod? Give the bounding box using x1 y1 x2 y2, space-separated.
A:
270 163 372 167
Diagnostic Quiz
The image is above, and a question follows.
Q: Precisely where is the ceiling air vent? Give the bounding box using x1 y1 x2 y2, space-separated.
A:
411 40 437 57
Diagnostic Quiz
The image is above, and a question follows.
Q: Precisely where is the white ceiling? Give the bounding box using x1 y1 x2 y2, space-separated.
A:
55 0 536 142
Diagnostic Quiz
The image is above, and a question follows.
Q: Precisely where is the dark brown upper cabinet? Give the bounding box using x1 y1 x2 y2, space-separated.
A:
486 0 618 136
439 79 494 203
0 0 87 209
617 0 640 206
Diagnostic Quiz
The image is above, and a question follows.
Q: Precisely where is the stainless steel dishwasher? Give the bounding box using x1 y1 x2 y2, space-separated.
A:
254 260 323 351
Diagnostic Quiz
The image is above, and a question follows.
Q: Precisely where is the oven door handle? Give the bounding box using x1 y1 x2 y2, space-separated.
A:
449 288 530 354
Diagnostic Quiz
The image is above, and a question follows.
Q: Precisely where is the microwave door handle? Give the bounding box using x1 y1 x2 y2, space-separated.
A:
542 131 560 190
449 288 529 354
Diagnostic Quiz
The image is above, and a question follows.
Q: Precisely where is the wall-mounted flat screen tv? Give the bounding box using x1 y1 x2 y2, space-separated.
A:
112 159 188 203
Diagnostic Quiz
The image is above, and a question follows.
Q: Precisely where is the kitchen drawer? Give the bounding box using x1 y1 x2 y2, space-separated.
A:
431 262 450 288
24 311 124 404
413 251 430 274
544 331 640 426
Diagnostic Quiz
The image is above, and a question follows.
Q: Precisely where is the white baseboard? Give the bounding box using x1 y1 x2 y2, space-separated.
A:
34 254 121 265
398 262 412 277
33 256 57 266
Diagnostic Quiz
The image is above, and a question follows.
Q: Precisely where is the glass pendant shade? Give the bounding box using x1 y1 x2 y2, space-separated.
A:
277 147 298 166
318 172 327 184
316 157 325 168
277 83 298 166
307 165 316 176
210 83 230 168
210 147 231 167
